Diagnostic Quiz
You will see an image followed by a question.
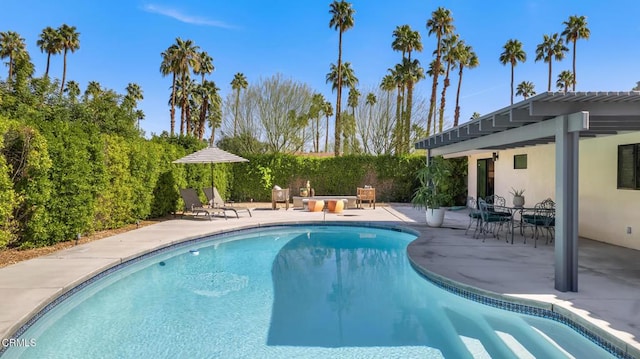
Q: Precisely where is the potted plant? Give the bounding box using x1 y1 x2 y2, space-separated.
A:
411 156 453 227
510 187 526 207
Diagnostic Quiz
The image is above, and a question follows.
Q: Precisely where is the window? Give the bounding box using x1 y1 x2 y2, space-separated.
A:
513 154 527 169
618 144 640 189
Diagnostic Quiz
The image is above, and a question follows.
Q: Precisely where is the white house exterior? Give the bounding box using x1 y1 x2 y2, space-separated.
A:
466 130 640 251
416 92 640 292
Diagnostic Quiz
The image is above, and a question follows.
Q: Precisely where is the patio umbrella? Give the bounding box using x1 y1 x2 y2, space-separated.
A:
172 145 249 196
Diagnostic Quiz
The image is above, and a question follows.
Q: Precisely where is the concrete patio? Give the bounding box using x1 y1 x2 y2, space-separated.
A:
0 204 638 357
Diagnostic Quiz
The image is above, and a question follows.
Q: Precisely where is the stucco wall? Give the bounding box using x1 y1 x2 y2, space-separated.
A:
465 132 640 250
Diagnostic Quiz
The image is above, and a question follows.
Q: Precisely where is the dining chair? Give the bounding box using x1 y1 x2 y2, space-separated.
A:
465 196 481 237
477 199 511 242
522 201 555 247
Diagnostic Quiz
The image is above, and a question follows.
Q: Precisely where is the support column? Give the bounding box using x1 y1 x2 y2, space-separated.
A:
554 112 588 292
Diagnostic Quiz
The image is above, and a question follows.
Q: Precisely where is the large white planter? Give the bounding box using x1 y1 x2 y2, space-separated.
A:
425 208 446 227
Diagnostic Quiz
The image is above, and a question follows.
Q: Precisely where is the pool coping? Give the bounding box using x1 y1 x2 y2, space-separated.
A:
408 255 640 359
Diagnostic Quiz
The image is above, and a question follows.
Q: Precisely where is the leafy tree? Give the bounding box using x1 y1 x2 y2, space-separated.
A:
328 0 355 156
58 24 80 96
499 39 526 105
516 81 536 99
453 42 478 126
36 26 62 78
562 15 590 91
425 7 455 136
535 33 568 91
633 82 640 91
230 72 248 136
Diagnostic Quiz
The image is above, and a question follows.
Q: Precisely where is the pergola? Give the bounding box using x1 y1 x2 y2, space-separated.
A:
415 91 640 292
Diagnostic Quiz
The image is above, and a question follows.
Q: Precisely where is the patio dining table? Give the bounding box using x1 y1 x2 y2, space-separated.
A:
493 205 554 244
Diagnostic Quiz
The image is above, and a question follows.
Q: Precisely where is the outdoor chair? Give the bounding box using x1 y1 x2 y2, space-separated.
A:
521 200 555 247
356 187 376 209
477 198 511 242
203 187 252 218
485 194 511 218
272 187 290 210
179 188 227 220
465 196 481 236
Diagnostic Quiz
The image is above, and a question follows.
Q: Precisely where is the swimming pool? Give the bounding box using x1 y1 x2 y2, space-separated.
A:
2 225 618 358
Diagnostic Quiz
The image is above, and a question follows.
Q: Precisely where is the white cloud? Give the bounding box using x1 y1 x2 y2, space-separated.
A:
142 4 235 29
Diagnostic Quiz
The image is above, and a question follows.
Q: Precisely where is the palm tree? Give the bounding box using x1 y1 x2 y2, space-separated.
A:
321 101 334 152
499 39 526 105
562 15 590 91
535 33 568 91
57 24 80 95
363 92 376 153
329 0 355 156
64 80 80 103
426 59 444 135
392 24 423 61
426 7 455 136
437 34 460 133
230 72 248 136
124 82 143 109
453 42 478 126
556 70 575 94
516 81 536 99
0 31 28 84
84 81 102 101
401 58 424 151
194 51 213 84
196 80 220 141
36 26 62 78
310 93 325 152
346 87 360 153
173 38 200 135
135 110 145 131
160 45 179 136
326 61 358 154
388 65 405 152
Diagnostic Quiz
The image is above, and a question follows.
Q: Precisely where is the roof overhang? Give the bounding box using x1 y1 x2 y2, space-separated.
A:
415 91 640 156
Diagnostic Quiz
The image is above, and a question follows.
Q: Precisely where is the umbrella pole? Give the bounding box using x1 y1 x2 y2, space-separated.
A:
210 163 214 205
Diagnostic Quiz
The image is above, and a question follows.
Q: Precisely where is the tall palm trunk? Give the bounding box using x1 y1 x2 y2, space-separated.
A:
170 73 176 136
394 86 403 154
571 40 577 91
44 53 51 78
547 57 552 92
60 49 68 95
438 63 452 132
404 81 414 153
453 66 464 126
180 73 187 135
427 36 443 136
315 118 320 152
324 113 330 153
335 31 343 156
234 89 240 136
510 63 515 105
199 99 208 140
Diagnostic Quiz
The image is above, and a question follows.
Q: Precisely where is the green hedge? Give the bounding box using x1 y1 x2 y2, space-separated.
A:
0 120 466 249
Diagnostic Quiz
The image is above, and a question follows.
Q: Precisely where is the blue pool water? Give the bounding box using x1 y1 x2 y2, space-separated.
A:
3 225 616 358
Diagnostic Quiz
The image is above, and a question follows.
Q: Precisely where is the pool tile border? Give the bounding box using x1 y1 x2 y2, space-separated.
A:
408 257 638 359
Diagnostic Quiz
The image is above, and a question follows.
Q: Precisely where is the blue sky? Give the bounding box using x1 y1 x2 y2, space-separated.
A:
2 0 639 138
